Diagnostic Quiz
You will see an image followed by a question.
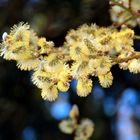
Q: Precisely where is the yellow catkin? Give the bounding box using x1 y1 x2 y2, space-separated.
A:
41 85 58 101
128 59 140 73
77 78 92 97
1 22 139 101
69 105 79 119
57 81 70 92
98 72 113 88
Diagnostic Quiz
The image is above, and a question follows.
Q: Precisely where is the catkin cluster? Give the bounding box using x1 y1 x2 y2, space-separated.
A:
110 0 140 27
0 22 140 101
59 105 94 140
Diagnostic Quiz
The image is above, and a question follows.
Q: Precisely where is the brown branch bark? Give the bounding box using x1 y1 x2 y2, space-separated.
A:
115 52 140 63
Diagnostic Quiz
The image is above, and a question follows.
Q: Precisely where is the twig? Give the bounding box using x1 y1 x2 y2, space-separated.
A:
115 52 140 63
111 0 133 15
112 16 135 28
134 35 140 40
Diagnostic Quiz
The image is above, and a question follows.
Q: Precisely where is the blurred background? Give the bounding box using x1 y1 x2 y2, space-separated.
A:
0 0 140 140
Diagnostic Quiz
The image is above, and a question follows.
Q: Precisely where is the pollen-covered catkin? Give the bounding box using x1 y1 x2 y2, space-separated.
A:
1 22 140 101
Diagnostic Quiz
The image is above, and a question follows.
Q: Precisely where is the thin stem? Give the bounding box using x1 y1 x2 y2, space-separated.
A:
112 16 135 28
111 0 133 14
134 35 140 40
129 0 132 10
121 16 134 24
115 52 140 63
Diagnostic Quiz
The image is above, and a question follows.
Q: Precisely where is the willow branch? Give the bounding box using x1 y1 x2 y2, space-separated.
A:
115 52 140 63
112 16 135 28
134 35 140 40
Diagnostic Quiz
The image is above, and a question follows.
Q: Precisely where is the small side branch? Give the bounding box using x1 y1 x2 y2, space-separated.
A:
115 52 140 63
